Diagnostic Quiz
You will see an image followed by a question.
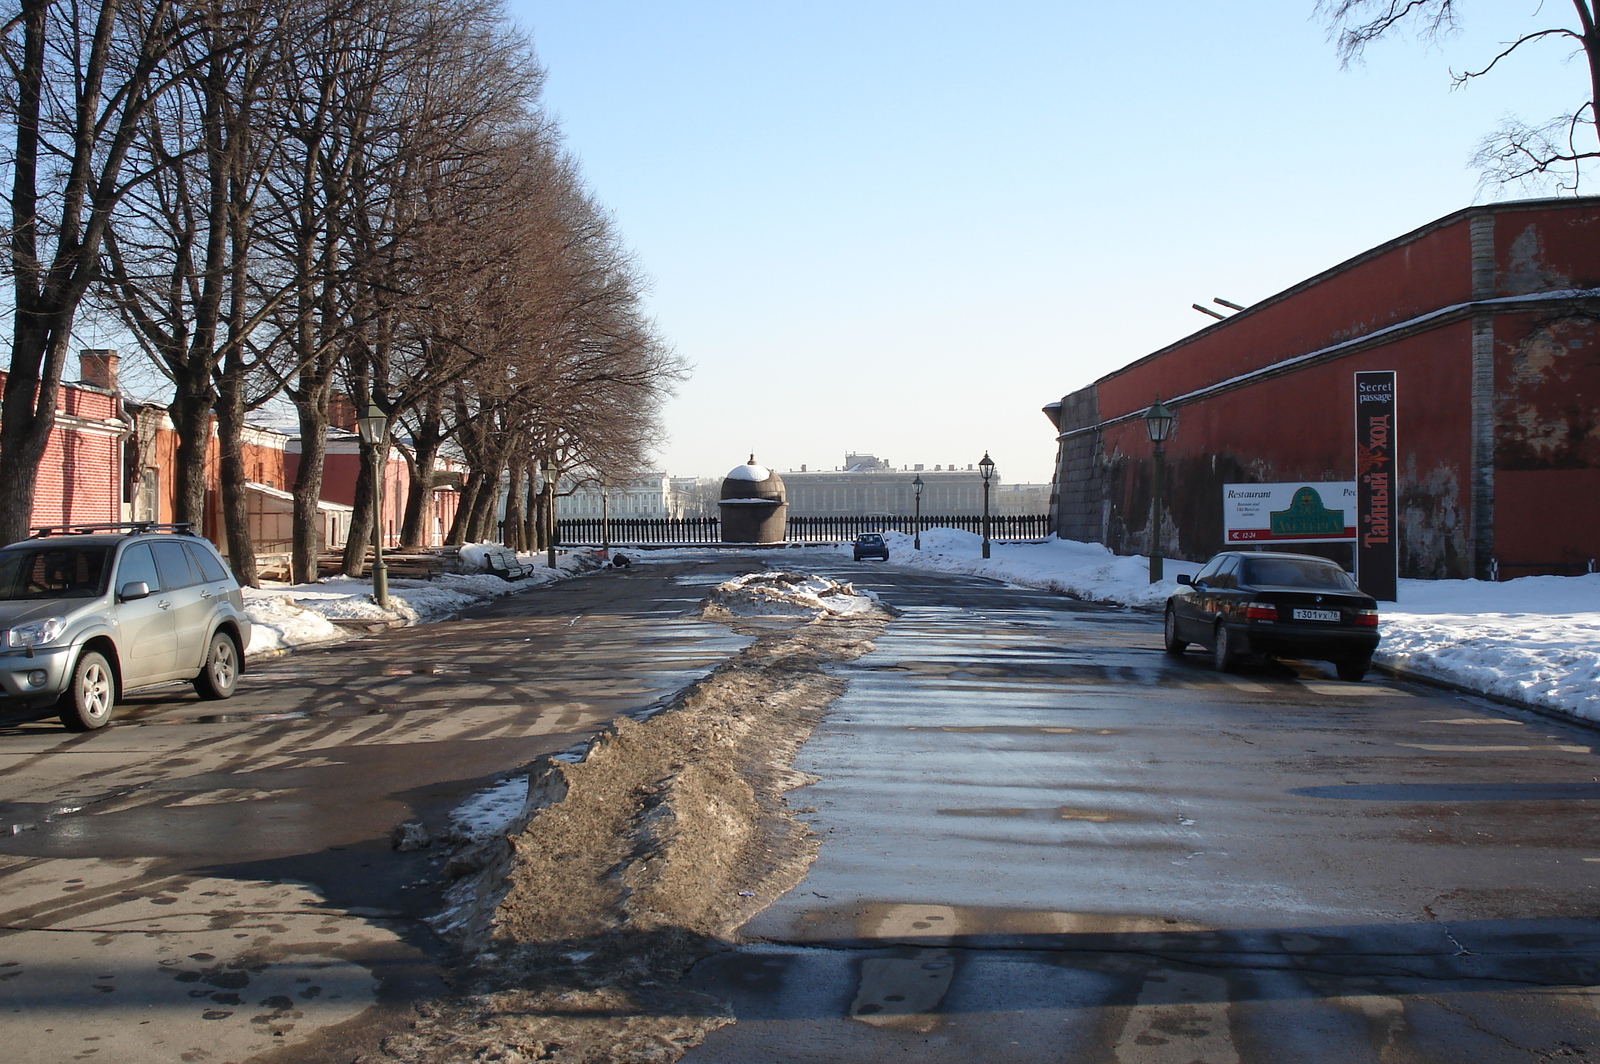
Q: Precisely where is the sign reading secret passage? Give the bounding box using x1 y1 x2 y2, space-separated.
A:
1354 370 1398 601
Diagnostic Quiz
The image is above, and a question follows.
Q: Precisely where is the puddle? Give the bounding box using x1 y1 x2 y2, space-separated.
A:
137 711 313 726
936 806 1131 823
673 573 732 587
911 725 1119 736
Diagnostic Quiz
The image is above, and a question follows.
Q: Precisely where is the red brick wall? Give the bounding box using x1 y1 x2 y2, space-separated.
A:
0 373 126 531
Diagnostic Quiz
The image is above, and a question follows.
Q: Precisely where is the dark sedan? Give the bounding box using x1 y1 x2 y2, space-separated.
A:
852 533 890 562
1164 551 1380 681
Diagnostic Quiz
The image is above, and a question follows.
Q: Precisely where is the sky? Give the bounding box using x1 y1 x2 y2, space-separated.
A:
502 0 1596 485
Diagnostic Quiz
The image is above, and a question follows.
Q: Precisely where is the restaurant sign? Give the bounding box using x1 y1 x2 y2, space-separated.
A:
1223 483 1357 545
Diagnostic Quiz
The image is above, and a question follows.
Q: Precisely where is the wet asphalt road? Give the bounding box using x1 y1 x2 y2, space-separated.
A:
683 562 1600 1063
0 558 757 1064
3 554 1598 1063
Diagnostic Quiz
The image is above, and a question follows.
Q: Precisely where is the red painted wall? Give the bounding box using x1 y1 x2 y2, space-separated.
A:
1057 199 1600 579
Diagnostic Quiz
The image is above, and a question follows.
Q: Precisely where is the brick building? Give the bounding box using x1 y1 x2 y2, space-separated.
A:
4 350 130 530
1046 197 1600 580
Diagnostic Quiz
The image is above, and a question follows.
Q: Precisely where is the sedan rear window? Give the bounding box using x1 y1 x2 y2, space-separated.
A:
1241 557 1357 590
0 547 110 600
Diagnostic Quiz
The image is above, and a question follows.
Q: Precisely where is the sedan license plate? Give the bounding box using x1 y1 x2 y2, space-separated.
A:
1292 608 1340 622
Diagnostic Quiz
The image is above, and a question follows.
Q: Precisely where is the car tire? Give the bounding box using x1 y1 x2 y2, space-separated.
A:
193 631 241 700
1212 622 1238 673
1336 656 1371 683
58 650 116 732
1163 607 1188 655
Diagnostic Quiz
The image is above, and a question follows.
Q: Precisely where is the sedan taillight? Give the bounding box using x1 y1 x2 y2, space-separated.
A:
1354 609 1379 627
1244 602 1278 621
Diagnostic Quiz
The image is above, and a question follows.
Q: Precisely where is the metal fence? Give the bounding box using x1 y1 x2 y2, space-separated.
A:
556 514 1052 546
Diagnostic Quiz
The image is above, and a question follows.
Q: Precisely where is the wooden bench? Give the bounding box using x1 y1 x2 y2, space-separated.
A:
483 547 534 581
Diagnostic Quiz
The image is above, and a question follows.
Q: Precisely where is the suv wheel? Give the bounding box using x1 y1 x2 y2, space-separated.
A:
59 650 116 731
193 631 240 700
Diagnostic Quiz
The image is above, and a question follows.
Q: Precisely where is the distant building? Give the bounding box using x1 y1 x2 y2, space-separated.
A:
556 473 675 519
783 453 1006 517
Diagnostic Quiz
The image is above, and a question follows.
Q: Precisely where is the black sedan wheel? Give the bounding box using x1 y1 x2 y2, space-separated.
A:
1337 656 1372 683
1163 608 1188 655
1212 622 1238 673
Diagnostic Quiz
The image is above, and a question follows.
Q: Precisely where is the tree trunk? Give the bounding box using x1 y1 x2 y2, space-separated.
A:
341 444 375 576
467 458 503 543
169 387 214 527
291 396 330 583
214 385 259 588
504 460 526 551
448 471 481 546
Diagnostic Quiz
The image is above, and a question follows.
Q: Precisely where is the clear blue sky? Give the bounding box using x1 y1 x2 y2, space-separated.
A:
506 1 1593 484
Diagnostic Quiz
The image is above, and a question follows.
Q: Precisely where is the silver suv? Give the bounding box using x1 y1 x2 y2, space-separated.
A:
0 524 251 730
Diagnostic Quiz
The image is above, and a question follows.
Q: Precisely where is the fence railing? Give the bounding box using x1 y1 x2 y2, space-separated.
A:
556 514 1052 546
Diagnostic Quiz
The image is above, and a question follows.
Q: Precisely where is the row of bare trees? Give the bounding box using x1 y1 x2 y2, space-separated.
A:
2 0 682 584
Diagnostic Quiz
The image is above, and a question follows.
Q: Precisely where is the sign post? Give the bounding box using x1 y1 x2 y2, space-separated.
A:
1354 371 1398 601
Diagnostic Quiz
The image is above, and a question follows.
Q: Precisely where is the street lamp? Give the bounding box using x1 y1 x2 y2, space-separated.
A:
1143 397 1175 583
978 452 995 559
912 474 924 550
356 400 389 608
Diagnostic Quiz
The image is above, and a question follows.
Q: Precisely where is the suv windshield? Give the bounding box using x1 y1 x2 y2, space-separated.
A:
1241 557 1357 591
0 546 111 600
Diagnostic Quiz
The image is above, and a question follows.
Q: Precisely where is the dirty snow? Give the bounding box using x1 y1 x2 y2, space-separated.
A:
242 545 589 657
450 776 535 840
706 571 889 618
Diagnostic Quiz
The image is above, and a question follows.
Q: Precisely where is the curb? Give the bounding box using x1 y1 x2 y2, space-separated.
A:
1373 660 1599 734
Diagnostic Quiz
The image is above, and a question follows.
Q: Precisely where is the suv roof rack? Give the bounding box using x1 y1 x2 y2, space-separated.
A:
28 522 196 539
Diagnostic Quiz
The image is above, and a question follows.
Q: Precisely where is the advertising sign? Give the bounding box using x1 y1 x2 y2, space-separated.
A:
1223 483 1357 545
1354 370 1398 601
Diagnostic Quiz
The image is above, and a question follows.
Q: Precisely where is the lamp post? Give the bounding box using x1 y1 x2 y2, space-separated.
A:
1143 398 1176 583
356 400 389 609
600 478 610 557
978 452 995 559
912 474 924 550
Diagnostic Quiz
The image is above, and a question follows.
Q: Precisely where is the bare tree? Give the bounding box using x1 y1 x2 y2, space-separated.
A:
1319 1 1600 190
0 0 211 543
95 1 300 555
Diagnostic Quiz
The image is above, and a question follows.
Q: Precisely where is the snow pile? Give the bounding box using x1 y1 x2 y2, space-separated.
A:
240 591 347 656
1378 575 1600 723
242 548 581 657
878 527 1194 609
706 570 889 618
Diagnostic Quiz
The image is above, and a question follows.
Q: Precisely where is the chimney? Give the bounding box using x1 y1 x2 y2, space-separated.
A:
327 393 357 431
79 349 119 391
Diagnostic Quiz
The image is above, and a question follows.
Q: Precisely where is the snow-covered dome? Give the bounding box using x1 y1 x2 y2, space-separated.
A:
725 455 772 482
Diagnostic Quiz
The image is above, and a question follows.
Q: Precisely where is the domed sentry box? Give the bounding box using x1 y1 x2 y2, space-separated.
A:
719 455 788 543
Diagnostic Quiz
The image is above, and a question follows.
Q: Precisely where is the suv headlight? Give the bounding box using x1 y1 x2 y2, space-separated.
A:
8 616 67 648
